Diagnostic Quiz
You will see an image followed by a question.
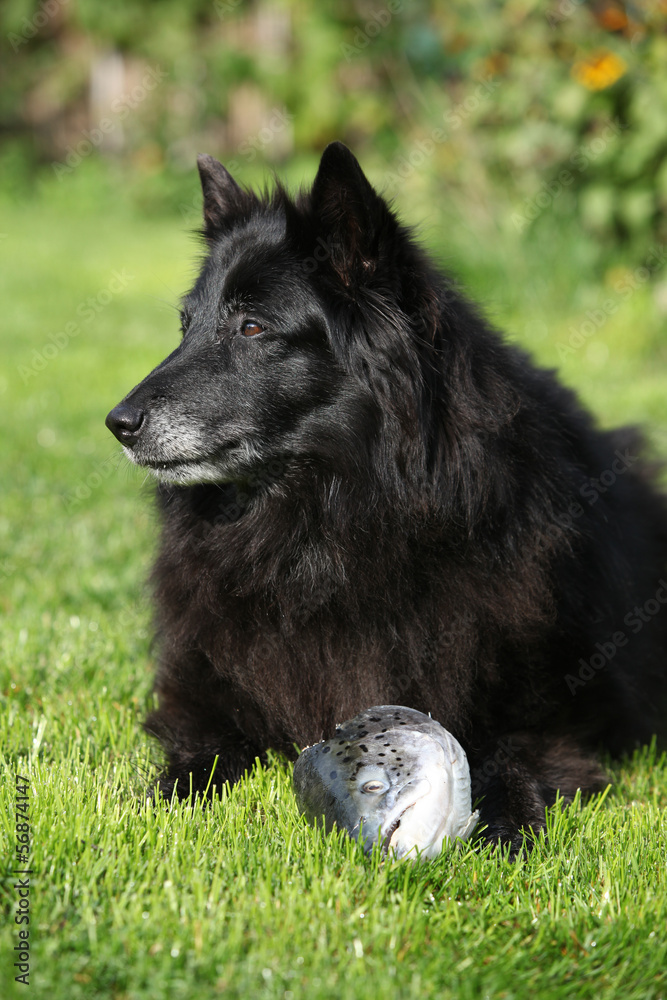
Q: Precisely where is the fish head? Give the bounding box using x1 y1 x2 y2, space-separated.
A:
348 730 475 860
293 710 479 862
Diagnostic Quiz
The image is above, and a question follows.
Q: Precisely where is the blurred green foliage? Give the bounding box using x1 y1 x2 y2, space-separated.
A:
1 0 666 250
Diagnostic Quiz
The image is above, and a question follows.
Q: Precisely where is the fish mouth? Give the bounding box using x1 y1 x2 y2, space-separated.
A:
380 816 402 855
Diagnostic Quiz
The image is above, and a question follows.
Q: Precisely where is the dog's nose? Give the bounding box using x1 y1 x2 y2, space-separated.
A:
105 403 145 445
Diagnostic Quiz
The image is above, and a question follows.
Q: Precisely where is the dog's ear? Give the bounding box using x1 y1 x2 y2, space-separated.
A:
310 142 385 285
197 154 250 235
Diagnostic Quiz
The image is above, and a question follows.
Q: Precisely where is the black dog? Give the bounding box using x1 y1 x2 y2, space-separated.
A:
106 143 667 849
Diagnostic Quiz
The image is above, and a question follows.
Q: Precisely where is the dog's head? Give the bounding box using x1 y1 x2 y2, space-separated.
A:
106 143 439 487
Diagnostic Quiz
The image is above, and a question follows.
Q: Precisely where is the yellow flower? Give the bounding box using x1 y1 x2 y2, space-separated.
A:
571 50 627 91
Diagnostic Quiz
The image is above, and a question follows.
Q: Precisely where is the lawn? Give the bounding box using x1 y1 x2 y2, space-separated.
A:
1 168 666 1000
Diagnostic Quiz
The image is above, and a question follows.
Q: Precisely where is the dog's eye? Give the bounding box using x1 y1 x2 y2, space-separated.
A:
241 321 264 337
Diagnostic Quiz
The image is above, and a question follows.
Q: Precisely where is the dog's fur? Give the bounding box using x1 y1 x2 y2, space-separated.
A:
106 143 667 849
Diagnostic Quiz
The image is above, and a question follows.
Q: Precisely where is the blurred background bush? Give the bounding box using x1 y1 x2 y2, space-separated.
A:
2 0 667 251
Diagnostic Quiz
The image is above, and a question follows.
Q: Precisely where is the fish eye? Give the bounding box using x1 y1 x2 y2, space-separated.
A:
361 780 386 794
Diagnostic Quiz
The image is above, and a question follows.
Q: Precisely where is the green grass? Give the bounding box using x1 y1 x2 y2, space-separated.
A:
1 171 667 1000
